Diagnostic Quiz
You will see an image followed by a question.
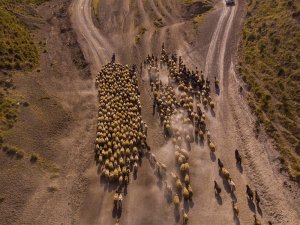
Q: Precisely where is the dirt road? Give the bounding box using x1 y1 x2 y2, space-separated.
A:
70 0 300 224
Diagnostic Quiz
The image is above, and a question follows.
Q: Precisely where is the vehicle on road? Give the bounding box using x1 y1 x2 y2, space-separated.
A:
225 0 235 6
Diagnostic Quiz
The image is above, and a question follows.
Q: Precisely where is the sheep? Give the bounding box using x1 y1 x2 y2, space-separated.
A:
184 174 190 184
232 201 239 217
199 130 204 140
180 163 190 175
214 181 221 194
124 175 129 185
156 162 167 176
118 193 123 207
165 182 172 196
183 187 189 200
221 167 230 180
177 155 186 165
170 172 178 181
207 130 211 140
235 149 242 165
179 149 189 160
209 141 216 152
185 134 191 143
96 62 148 186
187 185 193 198
114 193 119 206
176 178 183 191
253 214 261 225
218 158 224 169
133 162 138 173
214 77 219 88
119 175 123 185
228 178 236 192
246 185 254 201
182 209 189 223
209 101 215 110
150 153 157 164
173 194 180 207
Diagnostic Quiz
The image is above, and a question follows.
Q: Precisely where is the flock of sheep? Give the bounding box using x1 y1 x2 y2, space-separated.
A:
142 45 268 225
95 45 270 224
142 45 216 223
95 62 148 188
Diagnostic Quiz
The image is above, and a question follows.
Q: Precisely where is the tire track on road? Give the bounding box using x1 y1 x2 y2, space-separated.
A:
204 3 229 78
71 0 114 68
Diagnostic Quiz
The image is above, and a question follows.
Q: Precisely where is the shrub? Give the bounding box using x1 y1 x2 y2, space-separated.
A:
30 151 39 162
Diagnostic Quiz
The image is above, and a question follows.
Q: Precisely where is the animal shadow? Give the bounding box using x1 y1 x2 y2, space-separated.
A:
183 201 190 212
247 198 256 213
210 109 216 117
215 86 220 95
133 172 138 180
222 178 232 194
257 205 263 216
236 163 243 173
174 208 180 222
112 205 122 218
234 216 240 225
230 192 237 202
210 151 216 162
215 192 223 205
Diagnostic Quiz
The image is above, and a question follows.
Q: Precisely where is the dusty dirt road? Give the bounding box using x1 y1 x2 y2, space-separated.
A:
70 0 300 225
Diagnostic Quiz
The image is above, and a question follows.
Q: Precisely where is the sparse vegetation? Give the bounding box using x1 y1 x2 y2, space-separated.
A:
0 1 41 70
239 0 300 179
153 18 164 28
50 172 60 179
47 186 58 192
30 151 60 173
0 91 18 131
93 0 101 16
181 0 213 28
2 144 24 159
30 151 39 162
135 27 147 44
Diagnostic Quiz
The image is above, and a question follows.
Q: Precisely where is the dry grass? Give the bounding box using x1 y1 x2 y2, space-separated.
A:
2 144 24 159
93 0 101 16
0 0 44 70
238 0 300 179
181 0 213 27
30 151 60 173
0 91 18 132
0 0 47 143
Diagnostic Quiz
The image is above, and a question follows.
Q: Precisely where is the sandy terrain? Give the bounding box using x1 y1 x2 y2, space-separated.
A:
70 0 300 225
0 0 299 225
0 0 95 224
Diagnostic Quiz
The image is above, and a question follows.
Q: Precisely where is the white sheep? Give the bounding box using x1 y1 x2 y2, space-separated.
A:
228 178 236 192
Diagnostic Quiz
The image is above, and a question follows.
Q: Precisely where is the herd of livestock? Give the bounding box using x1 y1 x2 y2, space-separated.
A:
95 45 271 225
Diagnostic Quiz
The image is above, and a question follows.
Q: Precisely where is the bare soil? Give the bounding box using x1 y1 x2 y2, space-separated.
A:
0 0 96 224
0 0 299 225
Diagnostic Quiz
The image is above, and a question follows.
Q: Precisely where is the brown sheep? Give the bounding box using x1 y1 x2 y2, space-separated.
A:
232 201 239 217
